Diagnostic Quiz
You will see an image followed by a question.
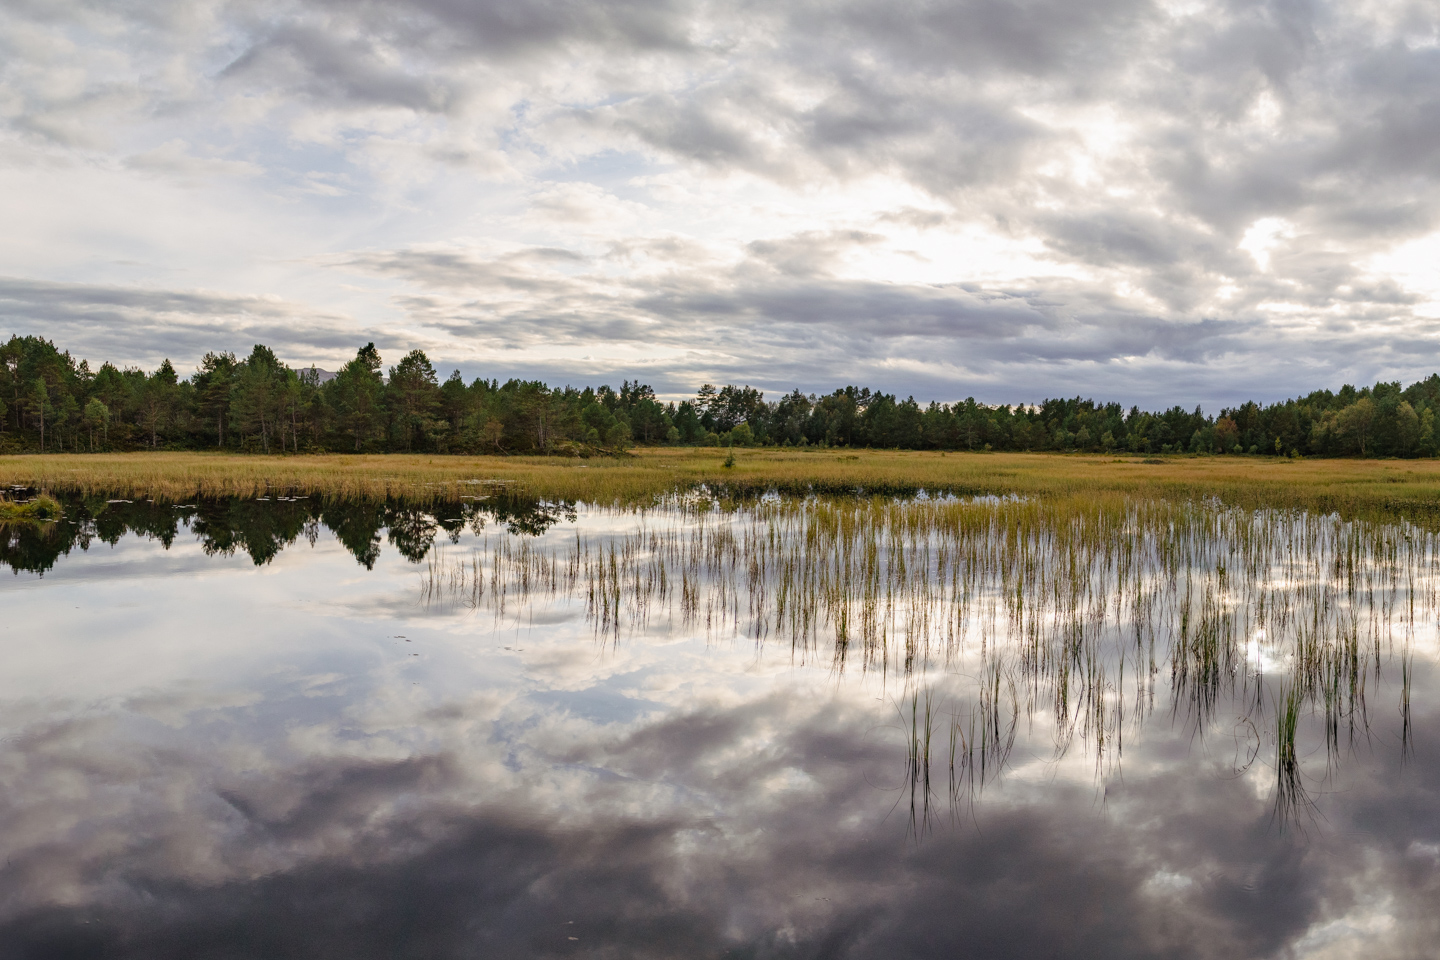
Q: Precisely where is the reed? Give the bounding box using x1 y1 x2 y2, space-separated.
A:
8 449 1440 523
0 492 62 522
9 445 1427 823
417 491 1427 821
899 687 938 836
1272 682 1314 828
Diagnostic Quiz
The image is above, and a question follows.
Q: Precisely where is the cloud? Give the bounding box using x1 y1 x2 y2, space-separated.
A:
328 237 1440 407
2 0 1440 409
122 140 266 182
220 23 459 113
0 277 382 369
2 679 1439 958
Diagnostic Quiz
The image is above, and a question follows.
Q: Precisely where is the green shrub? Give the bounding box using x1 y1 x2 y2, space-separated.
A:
0 493 62 522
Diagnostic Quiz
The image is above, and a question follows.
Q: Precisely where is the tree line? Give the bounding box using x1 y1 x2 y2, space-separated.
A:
3 333 1439 458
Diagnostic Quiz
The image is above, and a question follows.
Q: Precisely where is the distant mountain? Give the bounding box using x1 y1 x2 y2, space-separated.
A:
296 365 337 384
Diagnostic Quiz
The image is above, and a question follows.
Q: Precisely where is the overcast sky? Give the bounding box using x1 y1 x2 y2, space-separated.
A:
2 0 1439 408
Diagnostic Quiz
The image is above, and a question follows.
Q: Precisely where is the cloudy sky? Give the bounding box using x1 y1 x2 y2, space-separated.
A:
1 0 1439 408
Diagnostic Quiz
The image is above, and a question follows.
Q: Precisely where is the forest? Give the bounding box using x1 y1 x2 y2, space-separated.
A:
3 333 1438 458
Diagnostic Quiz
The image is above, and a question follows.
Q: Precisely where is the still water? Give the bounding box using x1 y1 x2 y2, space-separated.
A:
3 492 1439 958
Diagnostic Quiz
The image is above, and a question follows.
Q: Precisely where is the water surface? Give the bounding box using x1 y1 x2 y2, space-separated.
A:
3 492 1439 959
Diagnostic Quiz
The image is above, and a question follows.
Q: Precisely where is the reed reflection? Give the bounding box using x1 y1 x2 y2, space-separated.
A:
415 494 1430 824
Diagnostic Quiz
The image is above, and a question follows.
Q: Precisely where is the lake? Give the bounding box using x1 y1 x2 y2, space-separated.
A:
2 490 1437 958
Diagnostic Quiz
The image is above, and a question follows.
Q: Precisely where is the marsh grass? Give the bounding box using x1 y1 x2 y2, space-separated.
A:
419 491 1431 823
12 449 1440 524
0 493 62 522
1273 682 1315 828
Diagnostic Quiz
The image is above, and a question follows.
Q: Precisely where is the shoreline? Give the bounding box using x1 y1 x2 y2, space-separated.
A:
4 449 1440 522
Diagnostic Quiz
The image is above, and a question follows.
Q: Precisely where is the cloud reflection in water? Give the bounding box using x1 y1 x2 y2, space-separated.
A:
0 499 1438 958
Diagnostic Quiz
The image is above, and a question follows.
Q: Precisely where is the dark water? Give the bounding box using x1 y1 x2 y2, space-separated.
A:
3 493 1439 959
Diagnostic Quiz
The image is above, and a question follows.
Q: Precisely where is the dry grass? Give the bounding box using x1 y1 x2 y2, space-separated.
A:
4 449 1440 519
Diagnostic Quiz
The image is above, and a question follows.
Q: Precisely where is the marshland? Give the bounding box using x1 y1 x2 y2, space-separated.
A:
3 466 1438 955
11 0 1440 950
8 446 1440 517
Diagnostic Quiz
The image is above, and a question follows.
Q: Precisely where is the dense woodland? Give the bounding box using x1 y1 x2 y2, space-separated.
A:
3 334 1439 458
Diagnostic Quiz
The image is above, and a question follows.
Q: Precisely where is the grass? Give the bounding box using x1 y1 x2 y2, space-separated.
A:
413 491 1425 823
0 493 61 522
6 448 1440 521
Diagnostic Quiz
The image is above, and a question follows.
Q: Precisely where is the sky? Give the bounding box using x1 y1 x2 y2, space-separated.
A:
1 0 1439 409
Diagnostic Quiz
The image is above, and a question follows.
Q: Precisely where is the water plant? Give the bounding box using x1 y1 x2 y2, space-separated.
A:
416 491 1430 822
0 493 61 522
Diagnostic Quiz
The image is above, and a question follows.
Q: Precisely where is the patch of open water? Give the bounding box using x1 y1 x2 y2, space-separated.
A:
2 492 1438 958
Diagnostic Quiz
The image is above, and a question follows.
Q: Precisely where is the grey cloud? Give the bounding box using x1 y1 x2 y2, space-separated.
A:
744 229 883 277
1170 0 1320 97
0 277 299 317
0 277 379 370
207 0 709 118
809 83 1047 191
600 88 780 174
1325 82 1440 185
221 23 457 112
1133 11 1440 232
349 241 1076 350
3 684 1438 958
531 0 1440 327
4 231 1423 411
598 69 1049 192
343 247 592 294
3 0 1440 409
638 278 1061 340
798 0 1156 78
309 0 700 58
1040 210 1236 273
338 237 1440 408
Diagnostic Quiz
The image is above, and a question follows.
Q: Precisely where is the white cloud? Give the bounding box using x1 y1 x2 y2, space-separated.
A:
1239 217 1294 271
1 0 1439 409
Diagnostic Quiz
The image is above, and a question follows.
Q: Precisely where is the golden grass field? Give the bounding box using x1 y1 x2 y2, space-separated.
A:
5 448 1440 520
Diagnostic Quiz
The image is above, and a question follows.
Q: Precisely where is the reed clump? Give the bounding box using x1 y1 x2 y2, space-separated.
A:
0 493 62 522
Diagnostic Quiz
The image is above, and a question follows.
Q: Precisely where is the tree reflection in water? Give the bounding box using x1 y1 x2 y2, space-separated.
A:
0 489 576 574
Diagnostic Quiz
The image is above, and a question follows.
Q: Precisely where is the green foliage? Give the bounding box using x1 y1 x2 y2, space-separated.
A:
230 347 290 453
82 398 109 451
331 344 387 452
5 332 1440 459
0 493 61 521
388 349 442 451
195 351 237 447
